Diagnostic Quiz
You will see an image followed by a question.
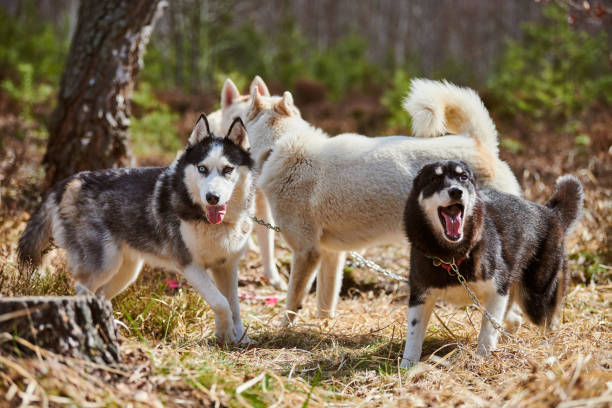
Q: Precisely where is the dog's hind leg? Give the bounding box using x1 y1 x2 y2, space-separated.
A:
70 242 122 296
255 191 287 291
316 250 346 319
503 286 523 333
476 292 509 356
96 255 144 299
210 259 249 344
282 247 322 326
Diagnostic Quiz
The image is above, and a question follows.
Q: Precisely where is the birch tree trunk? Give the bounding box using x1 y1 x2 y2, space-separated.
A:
43 0 165 189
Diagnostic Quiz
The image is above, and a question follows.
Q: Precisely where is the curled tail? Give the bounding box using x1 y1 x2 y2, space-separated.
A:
546 175 584 232
18 197 54 272
403 79 499 154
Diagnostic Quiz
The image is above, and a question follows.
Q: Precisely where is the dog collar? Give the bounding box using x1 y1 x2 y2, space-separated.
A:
425 255 464 274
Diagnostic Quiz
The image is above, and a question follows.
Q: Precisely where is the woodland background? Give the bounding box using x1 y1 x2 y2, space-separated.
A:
0 0 611 406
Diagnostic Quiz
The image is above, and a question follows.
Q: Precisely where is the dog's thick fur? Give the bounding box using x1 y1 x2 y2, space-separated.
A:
401 160 583 367
18 115 254 344
245 79 522 324
207 76 289 290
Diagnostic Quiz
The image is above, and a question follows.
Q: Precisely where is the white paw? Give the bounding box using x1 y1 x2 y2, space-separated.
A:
316 309 334 320
400 358 417 369
270 276 288 291
215 325 238 344
265 267 288 291
505 313 523 333
280 312 295 328
476 342 494 357
233 323 253 346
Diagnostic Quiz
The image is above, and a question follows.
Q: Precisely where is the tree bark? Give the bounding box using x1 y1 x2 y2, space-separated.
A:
0 296 120 364
43 0 165 189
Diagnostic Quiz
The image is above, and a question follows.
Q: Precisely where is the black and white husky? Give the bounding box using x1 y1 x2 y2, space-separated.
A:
18 115 254 344
401 160 583 367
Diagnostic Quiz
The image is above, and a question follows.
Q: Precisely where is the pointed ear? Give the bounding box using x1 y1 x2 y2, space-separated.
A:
274 91 297 117
248 83 264 115
188 114 212 145
250 75 270 97
226 117 249 150
221 78 240 109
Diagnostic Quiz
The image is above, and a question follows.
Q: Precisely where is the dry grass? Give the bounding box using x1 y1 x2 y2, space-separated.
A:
0 111 611 407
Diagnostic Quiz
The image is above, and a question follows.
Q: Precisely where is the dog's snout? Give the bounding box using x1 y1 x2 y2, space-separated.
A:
206 192 220 205
448 188 463 200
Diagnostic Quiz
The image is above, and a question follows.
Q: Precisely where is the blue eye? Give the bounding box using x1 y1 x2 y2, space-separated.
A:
460 174 468 181
198 166 208 175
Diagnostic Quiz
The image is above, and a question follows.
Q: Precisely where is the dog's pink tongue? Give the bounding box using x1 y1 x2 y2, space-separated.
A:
441 206 462 238
206 204 227 224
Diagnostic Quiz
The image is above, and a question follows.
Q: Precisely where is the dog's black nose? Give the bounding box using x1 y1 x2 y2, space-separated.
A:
448 188 463 200
206 192 220 205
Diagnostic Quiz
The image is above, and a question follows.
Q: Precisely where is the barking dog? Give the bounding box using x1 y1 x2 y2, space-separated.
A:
244 79 521 324
401 160 583 367
18 115 254 344
207 76 289 291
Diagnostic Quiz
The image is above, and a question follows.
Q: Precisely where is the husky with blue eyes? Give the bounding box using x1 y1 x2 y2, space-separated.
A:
18 114 255 344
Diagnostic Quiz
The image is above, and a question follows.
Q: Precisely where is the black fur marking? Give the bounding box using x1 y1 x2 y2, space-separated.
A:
403 160 582 327
17 123 254 272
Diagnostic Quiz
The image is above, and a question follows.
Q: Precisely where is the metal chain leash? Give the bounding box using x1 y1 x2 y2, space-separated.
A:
250 215 281 232
251 216 516 341
429 256 517 340
347 251 409 283
250 215 408 282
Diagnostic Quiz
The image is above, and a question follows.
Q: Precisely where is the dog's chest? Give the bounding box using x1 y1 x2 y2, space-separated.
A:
180 218 251 267
430 279 497 307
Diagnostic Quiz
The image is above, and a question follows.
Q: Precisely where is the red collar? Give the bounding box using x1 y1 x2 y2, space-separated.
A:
439 257 463 273
425 255 464 273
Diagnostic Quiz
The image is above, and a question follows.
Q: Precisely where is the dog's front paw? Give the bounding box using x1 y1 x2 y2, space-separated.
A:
280 312 296 327
269 275 288 291
399 358 417 369
476 342 494 357
215 326 238 344
264 265 288 291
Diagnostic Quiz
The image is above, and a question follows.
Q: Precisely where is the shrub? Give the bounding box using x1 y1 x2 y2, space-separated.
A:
0 3 69 84
131 82 181 161
310 34 380 100
488 4 612 120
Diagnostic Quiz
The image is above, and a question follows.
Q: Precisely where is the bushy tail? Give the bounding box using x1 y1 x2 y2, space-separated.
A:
18 197 54 272
546 175 584 232
403 79 499 154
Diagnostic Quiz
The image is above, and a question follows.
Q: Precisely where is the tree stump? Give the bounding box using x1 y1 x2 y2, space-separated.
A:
0 296 120 364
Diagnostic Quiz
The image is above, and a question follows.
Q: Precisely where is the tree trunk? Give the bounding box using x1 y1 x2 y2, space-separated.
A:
43 0 165 189
0 296 120 364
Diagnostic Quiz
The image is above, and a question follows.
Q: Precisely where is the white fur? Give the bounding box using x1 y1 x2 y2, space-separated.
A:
205 77 288 291
245 80 521 324
401 298 436 367
418 182 472 244
404 79 499 154
401 279 502 367
191 145 240 207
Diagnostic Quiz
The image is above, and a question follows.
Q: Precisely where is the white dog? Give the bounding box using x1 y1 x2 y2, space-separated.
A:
244 79 521 324
207 76 289 291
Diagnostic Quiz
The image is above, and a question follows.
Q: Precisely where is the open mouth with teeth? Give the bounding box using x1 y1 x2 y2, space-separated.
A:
438 204 464 241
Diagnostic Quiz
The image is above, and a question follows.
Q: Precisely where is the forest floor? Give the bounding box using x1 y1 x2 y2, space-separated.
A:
0 90 611 407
